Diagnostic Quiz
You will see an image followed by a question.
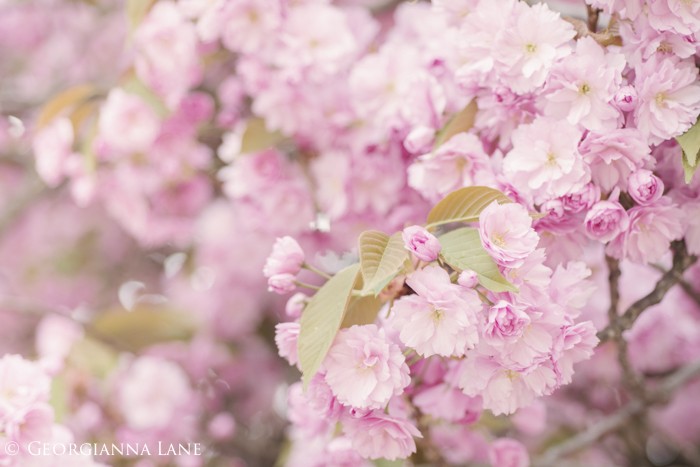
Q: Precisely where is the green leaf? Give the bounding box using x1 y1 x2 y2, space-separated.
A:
426 186 512 231
682 149 699 184
358 231 408 296
36 84 97 130
127 0 158 30
439 227 518 293
675 118 700 170
91 305 197 352
434 100 478 149
373 459 405 467
240 118 284 154
122 75 169 117
341 295 384 328
298 263 361 391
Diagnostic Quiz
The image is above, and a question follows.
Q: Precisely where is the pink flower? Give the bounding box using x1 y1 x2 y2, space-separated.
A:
504 117 589 204
493 2 575 94
392 266 481 357
275 322 300 368
134 1 202 108
647 0 700 35
578 129 651 192
489 438 530 467
628 170 664 206
402 226 441 262
32 118 74 187
607 197 683 264
614 85 639 112
342 410 421 460
479 201 539 268
98 88 160 155
0 355 51 415
263 236 305 278
267 273 297 295
458 270 479 288
553 322 599 385
562 183 601 213
306 372 345 422
543 36 624 131
204 0 281 54
620 14 699 67
484 300 531 345
323 325 410 410
5 403 54 448
285 292 308 319
633 54 700 145
407 132 492 202
584 191 630 243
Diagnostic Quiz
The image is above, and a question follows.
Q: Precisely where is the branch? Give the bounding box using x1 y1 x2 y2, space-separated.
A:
534 356 700 466
586 5 600 33
597 241 697 345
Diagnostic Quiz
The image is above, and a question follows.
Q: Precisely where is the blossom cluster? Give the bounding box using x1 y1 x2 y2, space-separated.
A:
0 0 698 465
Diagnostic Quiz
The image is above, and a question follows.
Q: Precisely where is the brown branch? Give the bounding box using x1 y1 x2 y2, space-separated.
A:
534 356 700 466
597 241 697 345
586 5 600 33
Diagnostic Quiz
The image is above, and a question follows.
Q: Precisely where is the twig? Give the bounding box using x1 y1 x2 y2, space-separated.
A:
534 356 700 466
597 241 697 345
586 5 600 33
302 263 332 280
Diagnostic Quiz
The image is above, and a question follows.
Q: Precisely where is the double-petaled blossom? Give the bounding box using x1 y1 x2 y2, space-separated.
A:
341 409 422 461
633 54 700 145
584 190 630 243
263 236 305 278
489 438 530 467
628 170 665 205
391 266 482 357
542 36 625 131
607 197 683 264
323 325 410 410
479 201 539 268
275 322 300 368
504 117 589 203
578 129 651 192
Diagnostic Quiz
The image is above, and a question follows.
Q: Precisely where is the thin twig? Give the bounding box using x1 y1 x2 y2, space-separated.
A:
586 5 600 33
534 356 700 466
597 241 697 345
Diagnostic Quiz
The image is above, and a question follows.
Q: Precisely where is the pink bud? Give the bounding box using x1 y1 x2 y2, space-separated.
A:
285 292 308 318
404 126 435 154
208 412 236 440
402 225 441 262
267 273 297 295
457 270 479 288
628 169 664 206
614 85 638 112
263 237 305 278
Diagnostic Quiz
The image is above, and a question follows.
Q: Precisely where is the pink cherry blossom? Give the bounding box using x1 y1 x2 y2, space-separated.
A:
489 438 530 467
633 53 700 145
629 170 665 206
267 273 297 295
32 118 75 188
323 324 410 410
584 191 630 243
614 85 639 112
275 322 300 368
392 266 481 357
98 88 160 156
479 201 539 269
341 410 421 461
458 270 479 288
504 117 589 204
484 300 531 346
543 36 624 131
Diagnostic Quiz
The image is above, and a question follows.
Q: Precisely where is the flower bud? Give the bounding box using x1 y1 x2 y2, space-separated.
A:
263 237 305 278
457 270 479 288
402 225 441 262
614 85 638 112
285 292 308 318
267 273 297 295
584 190 629 243
628 169 664 206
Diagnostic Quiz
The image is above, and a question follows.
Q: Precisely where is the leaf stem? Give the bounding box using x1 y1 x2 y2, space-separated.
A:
302 263 332 280
477 289 493 306
295 281 321 291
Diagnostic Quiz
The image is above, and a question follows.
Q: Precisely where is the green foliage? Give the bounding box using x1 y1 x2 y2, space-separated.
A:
358 231 408 296
240 117 285 154
434 100 478 149
341 295 384 328
298 263 361 391
676 118 700 184
426 186 512 231
439 227 518 293
126 0 158 30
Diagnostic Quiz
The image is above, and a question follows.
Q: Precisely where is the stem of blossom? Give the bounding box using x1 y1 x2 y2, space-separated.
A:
407 354 422 367
477 289 493 306
294 281 320 291
302 263 332 280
